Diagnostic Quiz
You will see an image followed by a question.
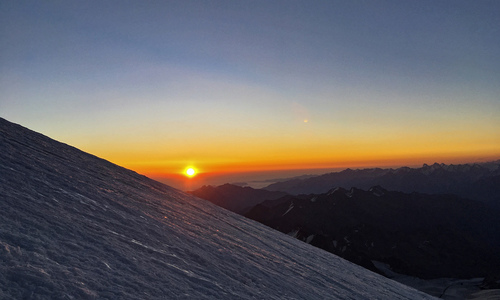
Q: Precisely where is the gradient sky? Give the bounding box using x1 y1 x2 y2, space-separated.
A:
1 1 499 188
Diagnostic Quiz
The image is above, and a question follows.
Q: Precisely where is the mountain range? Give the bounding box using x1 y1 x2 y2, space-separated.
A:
245 186 500 280
263 163 500 210
0 117 435 299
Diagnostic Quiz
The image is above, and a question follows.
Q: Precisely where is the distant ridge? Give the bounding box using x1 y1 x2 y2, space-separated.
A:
189 183 287 214
0 117 434 299
263 162 500 209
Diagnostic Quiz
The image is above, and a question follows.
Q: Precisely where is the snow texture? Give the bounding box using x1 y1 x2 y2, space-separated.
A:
0 118 436 299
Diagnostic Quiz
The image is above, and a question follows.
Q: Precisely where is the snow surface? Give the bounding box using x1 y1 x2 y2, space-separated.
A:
282 202 294 216
0 118 436 299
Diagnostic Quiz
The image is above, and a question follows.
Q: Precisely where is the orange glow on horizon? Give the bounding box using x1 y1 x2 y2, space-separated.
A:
89 130 500 176
101 151 500 191
81 126 500 183
125 152 500 180
76 111 500 182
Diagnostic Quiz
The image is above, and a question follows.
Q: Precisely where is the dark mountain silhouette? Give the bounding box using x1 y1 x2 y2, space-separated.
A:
245 186 500 280
189 183 287 214
0 117 435 299
263 162 500 209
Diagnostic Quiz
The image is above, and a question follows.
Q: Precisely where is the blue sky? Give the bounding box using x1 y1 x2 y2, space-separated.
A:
1 1 499 187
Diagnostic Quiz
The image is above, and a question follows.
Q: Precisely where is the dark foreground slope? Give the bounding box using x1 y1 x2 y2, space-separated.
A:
189 183 287 214
0 118 435 300
245 187 500 280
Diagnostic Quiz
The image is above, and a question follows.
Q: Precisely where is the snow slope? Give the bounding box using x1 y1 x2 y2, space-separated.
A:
0 118 435 299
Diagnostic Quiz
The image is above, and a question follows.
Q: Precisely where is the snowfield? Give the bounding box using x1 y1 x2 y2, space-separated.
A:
0 118 436 299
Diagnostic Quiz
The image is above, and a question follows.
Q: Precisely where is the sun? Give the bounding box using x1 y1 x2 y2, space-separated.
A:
185 167 196 177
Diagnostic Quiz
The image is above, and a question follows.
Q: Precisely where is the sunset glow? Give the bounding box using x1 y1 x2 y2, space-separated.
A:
1 1 499 190
185 168 196 177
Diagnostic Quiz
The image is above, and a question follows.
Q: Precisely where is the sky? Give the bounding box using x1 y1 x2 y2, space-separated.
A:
1 1 499 189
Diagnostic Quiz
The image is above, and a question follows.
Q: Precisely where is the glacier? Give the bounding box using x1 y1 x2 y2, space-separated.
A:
0 117 435 299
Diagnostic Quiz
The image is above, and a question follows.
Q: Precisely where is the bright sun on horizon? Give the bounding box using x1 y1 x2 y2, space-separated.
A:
185 167 196 177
